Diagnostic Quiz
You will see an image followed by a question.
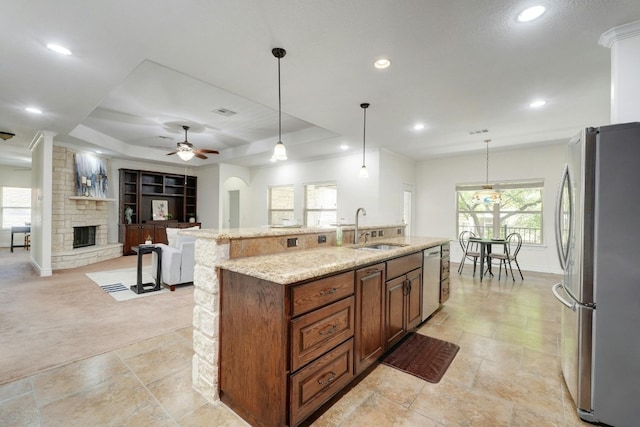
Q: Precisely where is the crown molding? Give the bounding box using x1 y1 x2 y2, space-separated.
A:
599 20 640 48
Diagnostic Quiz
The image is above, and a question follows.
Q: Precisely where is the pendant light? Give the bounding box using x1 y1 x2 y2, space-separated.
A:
359 103 370 178
271 47 287 161
472 139 501 204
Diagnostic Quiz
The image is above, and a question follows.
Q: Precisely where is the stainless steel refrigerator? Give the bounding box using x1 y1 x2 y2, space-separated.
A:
553 122 640 426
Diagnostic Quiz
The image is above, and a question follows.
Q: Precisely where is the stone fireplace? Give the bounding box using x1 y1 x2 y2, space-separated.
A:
73 226 97 249
51 146 122 270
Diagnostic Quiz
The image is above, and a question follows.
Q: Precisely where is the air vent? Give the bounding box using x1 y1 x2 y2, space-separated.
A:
213 107 237 117
468 129 489 135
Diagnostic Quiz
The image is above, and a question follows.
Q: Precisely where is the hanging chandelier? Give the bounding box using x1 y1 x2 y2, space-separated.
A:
271 47 287 161
472 139 501 204
359 102 370 178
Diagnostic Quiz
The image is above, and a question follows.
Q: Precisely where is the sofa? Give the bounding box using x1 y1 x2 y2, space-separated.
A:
151 227 198 291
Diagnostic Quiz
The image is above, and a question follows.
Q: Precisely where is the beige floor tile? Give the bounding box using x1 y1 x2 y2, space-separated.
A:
122 337 193 384
511 404 566 427
0 392 40 427
473 359 565 419
440 351 482 388
115 331 182 359
39 372 155 427
410 379 513 426
178 402 250 427
494 323 558 356
311 383 375 427
457 332 523 367
147 367 207 420
357 364 426 407
340 393 438 427
416 321 464 344
0 378 32 402
32 352 129 406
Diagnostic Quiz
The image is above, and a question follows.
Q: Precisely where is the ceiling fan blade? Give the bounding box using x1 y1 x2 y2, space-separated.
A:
194 152 208 160
195 148 219 154
166 151 177 155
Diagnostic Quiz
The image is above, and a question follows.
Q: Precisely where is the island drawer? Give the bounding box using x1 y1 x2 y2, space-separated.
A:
386 251 422 280
290 296 355 372
291 271 354 316
289 338 354 427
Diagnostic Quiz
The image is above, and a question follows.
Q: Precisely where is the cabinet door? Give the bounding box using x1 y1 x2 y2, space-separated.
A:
385 275 406 348
354 263 386 375
406 268 423 330
153 223 169 244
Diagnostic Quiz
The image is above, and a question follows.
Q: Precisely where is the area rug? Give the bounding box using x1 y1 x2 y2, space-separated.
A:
86 266 169 301
382 333 460 383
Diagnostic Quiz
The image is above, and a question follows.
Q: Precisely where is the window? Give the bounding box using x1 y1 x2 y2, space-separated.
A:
304 183 337 227
2 187 31 229
456 180 543 244
268 185 294 225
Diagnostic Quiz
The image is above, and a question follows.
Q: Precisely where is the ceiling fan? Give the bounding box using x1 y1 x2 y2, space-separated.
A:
167 125 219 161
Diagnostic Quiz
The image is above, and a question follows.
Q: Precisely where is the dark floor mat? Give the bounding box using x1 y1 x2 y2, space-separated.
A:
382 333 460 383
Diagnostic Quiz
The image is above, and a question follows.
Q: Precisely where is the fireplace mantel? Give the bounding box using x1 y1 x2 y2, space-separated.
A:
68 196 116 202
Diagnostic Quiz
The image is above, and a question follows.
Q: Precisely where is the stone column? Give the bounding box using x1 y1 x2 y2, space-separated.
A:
191 236 229 401
599 20 640 123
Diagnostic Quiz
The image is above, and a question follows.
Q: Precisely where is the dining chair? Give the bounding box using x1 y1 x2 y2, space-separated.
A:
490 232 524 280
458 230 480 276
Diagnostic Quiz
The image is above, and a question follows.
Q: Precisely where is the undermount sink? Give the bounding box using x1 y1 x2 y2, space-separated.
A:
356 243 406 251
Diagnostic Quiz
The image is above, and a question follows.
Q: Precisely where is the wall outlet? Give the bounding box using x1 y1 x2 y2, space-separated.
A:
318 235 327 243
287 237 298 248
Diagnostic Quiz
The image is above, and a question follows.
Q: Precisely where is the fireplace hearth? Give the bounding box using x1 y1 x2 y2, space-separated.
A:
73 226 97 249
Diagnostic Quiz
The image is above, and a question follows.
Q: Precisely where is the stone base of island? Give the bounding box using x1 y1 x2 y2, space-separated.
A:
179 224 450 427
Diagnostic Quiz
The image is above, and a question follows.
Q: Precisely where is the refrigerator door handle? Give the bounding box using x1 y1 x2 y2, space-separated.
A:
553 282 596 311
553 282 576 311
555 164 572 271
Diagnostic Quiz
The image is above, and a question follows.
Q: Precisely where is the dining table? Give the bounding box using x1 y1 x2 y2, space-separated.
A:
469 237 507 281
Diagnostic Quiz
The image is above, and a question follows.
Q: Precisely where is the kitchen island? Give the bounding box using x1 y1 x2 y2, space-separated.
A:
181 225 449 427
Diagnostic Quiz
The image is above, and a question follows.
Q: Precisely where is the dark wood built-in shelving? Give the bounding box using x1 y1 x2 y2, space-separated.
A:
118 168 199 255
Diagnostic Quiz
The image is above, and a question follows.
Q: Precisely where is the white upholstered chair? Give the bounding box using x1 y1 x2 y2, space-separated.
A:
151 227 199 291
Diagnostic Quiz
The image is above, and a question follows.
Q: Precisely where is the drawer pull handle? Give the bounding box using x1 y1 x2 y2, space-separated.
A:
317 371 336 386
319 325 337 335
319 287 337 296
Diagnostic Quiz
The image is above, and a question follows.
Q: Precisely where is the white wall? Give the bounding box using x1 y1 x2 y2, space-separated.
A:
415 143 567 274
196 164 220 229
0 166 32 248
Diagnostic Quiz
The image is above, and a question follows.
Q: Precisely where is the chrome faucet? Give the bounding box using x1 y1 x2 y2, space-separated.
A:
354 208 367 244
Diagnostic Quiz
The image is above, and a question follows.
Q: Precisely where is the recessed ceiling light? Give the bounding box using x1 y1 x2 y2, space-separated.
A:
95 150 103 154
25 107 43 114
517 5 546 22
374 58 391 69
413 123 425 131
46 43 72 55
529 99 547 108
340 144 349 151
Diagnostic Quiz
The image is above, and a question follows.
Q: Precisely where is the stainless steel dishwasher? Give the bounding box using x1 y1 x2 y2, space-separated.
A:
422 246 441 321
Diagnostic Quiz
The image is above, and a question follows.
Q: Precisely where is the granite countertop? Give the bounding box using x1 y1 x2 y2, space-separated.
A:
180 224 406 240
216 236 450 285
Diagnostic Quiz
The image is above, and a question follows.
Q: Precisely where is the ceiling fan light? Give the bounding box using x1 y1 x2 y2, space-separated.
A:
272 141 287 161
177 150 194 161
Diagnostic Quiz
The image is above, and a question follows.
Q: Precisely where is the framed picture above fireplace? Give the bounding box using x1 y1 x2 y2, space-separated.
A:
74 153 108 198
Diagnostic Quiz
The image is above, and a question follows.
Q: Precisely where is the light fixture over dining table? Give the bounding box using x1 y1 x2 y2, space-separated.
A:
472 139 501 204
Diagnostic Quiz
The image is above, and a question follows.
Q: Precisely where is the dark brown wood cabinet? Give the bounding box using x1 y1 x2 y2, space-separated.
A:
385 253 423 349
220 270 355 427
440 243 451 303
354 263 386 376
118 168 199 255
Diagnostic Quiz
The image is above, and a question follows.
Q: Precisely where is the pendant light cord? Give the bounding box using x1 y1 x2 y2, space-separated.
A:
362 107 366 165
485 140 489 184
277 56 282 142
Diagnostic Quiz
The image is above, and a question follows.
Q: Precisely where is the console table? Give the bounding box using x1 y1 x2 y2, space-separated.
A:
10 226 31 252
130 245 162 294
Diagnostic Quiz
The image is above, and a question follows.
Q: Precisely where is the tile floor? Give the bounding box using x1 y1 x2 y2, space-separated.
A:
1 267 592 426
